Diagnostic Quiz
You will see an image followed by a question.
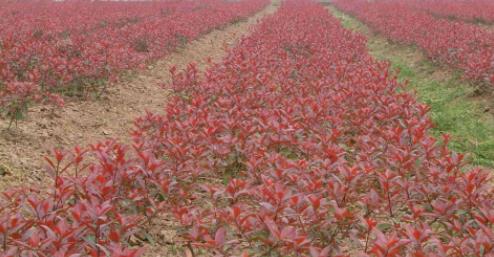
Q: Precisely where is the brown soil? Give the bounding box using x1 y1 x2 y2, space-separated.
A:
0 1 279 193
475 22 494 32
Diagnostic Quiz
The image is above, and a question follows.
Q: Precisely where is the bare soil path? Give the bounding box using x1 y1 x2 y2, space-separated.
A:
0 1 279 191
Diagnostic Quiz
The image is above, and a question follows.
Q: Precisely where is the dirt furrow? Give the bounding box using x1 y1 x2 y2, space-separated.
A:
0 1 279 190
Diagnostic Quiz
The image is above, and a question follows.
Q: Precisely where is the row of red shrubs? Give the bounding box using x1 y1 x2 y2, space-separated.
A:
333 0 494 89
402 0 494 24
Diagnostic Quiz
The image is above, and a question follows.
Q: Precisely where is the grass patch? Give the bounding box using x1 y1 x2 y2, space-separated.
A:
389 60 494 167
329 6 494 167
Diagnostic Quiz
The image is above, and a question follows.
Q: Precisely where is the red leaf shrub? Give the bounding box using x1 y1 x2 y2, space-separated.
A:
333 0 494 88
1 1 494 256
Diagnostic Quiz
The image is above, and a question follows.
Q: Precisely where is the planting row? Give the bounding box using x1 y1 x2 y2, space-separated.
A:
333 0 494 89
0 0 268 124
406 0 494 24
1 0 494 256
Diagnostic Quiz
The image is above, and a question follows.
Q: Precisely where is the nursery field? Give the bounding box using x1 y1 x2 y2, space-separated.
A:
0 0 493 256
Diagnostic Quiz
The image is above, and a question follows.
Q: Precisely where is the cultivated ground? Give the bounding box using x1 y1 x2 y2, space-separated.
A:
1 1 493 255
0 1 279 191
2 0 492 192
